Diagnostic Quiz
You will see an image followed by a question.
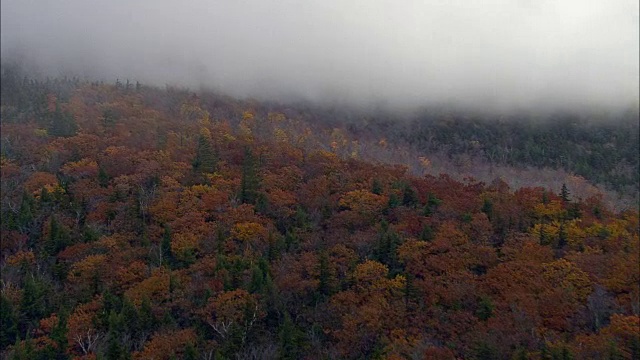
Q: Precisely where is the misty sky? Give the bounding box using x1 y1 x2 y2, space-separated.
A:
2 0 638 112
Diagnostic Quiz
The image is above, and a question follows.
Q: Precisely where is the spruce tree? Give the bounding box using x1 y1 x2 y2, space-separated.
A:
16 192 34 234
20 275 46 326
98 167 110 188
193 130 217 173
48 102 77 137
161 224 173 267
240 147 260 204
402 184 418 207
419 224 434 242
371 178 383 195
278 312 302 360
106 311 125 360
50 310 69 358
560 183 570 202
0 295 18 348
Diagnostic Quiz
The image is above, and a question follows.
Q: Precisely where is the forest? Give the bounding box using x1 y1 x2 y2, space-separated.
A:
0 65 639 359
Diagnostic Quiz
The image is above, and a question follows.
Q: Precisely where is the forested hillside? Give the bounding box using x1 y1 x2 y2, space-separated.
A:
273 104 639 197
369 110 639 194
1 69 639 359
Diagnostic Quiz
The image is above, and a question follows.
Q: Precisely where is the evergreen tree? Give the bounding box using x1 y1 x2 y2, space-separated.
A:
98 290 122 328
630 336 640 360
550 346 574 360
481 198 494 221
284 230 298 251
267 232 282 261
139 297 156 335
0 294 18 348
539 224 550 246
39 187 52 203
419 224 434 242
240 147 260 204
16 192 34 234
557 222 568 248
48 102 77 137
387 193 400 210
161 224 173 267
375 226 401 274
98 167 110 188
193 130 217 173
10 336 35 360
402 184 419 207
567 202 581 220
542 190 549 205
50 310 69 358
20 275 47 330
371 178 383 195
101 109 118 128
475 341 499 360
476 297 494 321
249 265 265 294
423 193 442 216
106 311 125 360
46 216 70 255
120 298 140 341
560 183 570 202
184 343 198 360
278 312 303 359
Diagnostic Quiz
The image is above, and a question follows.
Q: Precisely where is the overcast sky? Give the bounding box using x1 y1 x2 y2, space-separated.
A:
2 0 638 112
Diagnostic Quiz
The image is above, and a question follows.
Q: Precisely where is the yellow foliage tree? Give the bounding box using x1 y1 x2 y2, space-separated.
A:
543 259 593 302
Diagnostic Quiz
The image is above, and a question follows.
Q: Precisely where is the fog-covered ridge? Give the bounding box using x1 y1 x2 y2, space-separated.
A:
2 0 639 113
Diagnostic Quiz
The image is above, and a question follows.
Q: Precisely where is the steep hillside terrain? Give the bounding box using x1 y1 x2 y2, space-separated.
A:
1 71 638 359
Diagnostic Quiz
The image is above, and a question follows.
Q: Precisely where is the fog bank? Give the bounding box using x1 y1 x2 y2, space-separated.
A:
2 0 638 112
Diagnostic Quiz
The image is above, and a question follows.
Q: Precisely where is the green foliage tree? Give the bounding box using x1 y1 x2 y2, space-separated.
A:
374 224 402 274
420 224 434 241
371 178 383 195
46 216 71 255
481 198 494 220
476 296 494 321
0 295 18 348
17 192 35 234
48 103 77 137
423 193 442 216
98 166 110 188
106 310 126 360
402 184 419 207
240 147 260 204
278 312 304 359
560 183 570 203
184 343 198 360
193 132 217 173
50 310 69 359
20 275 47 331
161 223 173 267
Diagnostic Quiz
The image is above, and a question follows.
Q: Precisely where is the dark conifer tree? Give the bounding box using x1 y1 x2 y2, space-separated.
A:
48 102 77 137
240 147 260 204
560 183 571 202
193 132 217 173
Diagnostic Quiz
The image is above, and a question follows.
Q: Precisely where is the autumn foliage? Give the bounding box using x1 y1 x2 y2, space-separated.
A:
1 76 638 360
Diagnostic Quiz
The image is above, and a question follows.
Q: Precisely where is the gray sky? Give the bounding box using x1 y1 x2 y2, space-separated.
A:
2 0 638 112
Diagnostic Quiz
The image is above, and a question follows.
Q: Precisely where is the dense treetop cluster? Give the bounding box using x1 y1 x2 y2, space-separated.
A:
1 69 638 359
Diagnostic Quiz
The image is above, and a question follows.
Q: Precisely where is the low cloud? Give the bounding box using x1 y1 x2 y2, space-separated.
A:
2 0 638 112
